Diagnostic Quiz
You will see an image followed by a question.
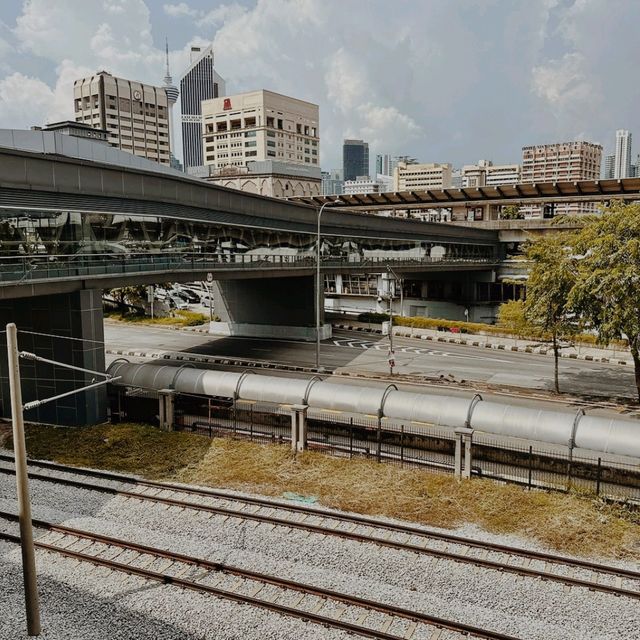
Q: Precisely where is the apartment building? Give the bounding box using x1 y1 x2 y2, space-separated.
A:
343 176 380 195
73 71 170 165
521 140 602 215
393 162 453 191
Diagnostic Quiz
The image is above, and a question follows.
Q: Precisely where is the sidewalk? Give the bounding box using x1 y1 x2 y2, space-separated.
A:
331 321 632 366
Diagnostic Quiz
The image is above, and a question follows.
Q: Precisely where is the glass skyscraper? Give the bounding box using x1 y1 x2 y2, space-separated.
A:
179 45 226 171
343 139 369 181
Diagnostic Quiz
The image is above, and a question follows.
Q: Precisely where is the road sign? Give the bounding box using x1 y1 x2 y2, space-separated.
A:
206 272 213 283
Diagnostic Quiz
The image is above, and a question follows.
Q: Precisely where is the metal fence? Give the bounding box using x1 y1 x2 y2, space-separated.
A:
113 388 640 503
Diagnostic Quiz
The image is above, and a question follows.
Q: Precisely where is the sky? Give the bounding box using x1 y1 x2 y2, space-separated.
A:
0 0 638 172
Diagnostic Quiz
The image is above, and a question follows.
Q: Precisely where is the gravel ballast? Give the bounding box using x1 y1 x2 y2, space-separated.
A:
1 470 639 639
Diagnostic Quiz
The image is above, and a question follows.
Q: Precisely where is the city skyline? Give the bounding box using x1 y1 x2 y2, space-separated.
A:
0 1 639 172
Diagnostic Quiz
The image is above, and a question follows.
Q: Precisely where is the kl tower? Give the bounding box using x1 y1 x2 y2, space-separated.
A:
163 38 180 167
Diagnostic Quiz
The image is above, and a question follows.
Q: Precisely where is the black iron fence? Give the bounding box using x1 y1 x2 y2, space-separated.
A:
112 388 640 503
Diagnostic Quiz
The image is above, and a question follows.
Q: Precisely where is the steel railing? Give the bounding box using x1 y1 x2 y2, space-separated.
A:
0 252 498 285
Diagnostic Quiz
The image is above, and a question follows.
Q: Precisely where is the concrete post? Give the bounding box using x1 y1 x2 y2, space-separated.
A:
158 389 175 431
454 427 474 479
290 404 308 452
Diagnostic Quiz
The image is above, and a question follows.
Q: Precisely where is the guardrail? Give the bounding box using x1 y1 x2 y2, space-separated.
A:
0 252 498 285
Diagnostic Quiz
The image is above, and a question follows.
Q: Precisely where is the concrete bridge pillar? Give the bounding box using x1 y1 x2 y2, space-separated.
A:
210 275 331 342
0 289 107 426
290 404 308 452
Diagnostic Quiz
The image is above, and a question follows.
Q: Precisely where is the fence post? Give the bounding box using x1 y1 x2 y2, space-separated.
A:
290 404 308 452
528 445 533 490
349 418 353 459
158 389 174 431
400 424 404 468
250 405 254 440
376 415 382 463
596 457 602 496
454 427 473 479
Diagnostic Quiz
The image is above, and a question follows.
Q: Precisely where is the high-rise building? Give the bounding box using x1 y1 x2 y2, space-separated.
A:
376 153 391 176
343 176 381 195
393 162 452 191
521 140 602 215
197 89 320 197
179 45 226 172
343 139 369 181
614 129 632 179
322 169 343 195
603 154 615 179
162 39 179 167
73 71 171 164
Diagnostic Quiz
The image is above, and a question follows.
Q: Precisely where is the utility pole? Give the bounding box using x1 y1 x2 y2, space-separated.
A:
6 323 41 636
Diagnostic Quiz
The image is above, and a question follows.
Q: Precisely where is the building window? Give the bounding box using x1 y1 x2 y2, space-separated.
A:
245 141 257 147
267 140 276 147
245 130 256 137
277 118 283 129
267 150 276 157
246 151 257 157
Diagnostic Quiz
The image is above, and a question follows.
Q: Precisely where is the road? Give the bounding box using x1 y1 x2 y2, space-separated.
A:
104 322 639 412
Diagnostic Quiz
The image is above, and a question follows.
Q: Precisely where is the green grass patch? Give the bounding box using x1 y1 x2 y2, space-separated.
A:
105 310 209 327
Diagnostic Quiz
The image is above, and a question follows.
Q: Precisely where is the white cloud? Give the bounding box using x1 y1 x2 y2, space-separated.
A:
531 53 592 107
0 59 90 129
163 3 199 19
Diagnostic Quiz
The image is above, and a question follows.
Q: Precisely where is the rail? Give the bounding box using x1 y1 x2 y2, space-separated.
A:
0 251 498 285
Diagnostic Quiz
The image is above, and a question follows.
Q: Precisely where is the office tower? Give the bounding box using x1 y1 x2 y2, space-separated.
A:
343 139 369 181
179 45 226 171
74 71 170 164
521 140 602 215
603 154 615 179
614 129 632 179
195 89 320 197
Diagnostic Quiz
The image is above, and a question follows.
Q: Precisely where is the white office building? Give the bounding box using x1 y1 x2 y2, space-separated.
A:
393 162 452 190
614 129 632 179
343 176 380 195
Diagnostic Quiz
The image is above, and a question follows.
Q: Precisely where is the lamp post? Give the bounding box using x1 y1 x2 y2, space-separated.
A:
315 201 332 371
387 265 404 317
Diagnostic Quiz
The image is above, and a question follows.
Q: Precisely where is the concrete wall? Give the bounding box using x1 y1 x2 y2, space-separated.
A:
0 290 107 425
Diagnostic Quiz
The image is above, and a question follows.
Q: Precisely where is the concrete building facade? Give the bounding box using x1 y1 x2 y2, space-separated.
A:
180 45 226 172
191 160 320 197
201 89 319 171
485 163 521 186
393 162 453 191
521 140 602 216
343 139 369 181
343 176 381 195
74 71 171 165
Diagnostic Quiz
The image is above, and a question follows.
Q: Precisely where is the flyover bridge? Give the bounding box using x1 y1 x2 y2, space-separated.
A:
0 133 499 426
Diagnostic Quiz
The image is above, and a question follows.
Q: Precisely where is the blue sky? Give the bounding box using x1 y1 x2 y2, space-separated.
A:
0 0 638 172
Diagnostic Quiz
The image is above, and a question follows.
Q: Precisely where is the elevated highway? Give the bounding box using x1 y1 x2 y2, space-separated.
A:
0 134 500 426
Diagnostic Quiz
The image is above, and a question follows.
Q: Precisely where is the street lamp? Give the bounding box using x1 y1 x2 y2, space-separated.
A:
316 201 333 371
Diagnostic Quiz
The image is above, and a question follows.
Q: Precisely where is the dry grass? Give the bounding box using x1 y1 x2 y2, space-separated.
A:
5 424 639 560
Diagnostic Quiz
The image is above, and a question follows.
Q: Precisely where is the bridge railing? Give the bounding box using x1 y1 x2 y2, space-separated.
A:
0 252 497 285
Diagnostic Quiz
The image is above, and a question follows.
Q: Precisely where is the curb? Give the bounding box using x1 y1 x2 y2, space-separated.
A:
331 323 631 366
106 349 325 375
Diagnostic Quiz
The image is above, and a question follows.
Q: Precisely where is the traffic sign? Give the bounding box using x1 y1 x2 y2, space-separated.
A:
206 272 213 283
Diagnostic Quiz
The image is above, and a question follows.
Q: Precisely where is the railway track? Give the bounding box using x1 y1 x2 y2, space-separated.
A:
1 453 639 601
0 510 519 640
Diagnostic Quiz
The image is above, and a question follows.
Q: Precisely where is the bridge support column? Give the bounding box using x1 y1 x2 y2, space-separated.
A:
210 275 331 342
0 289 107 426
158 389 175 432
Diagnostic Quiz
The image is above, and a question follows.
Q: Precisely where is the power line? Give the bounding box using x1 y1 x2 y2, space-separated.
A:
18 329 105 346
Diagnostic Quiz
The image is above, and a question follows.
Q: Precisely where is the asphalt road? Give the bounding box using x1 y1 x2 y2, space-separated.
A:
103 322 639 409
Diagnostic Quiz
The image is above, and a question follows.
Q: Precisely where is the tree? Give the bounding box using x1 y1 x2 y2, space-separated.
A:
497 299 534 338
499 205 523 220
523 234 577 393
569 201 640 400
